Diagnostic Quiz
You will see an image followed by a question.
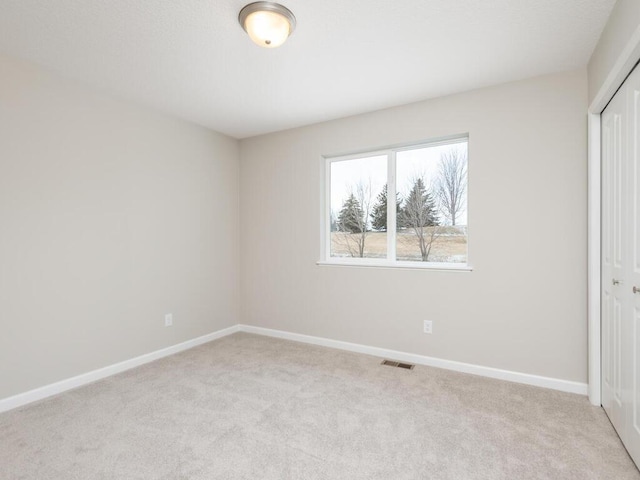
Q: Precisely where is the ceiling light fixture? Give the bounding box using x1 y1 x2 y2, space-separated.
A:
238 2 296 48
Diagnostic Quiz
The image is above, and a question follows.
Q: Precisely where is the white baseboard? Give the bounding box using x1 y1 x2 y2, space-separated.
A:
0 324 240 413
238 325 588 396
0 322 588 414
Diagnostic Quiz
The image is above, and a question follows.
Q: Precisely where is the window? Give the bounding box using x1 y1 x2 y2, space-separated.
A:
322 136 469 270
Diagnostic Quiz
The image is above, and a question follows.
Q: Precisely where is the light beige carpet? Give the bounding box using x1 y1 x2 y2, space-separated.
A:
1 332 638 479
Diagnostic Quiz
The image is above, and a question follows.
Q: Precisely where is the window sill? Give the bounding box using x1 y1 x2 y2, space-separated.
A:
316 260 473 272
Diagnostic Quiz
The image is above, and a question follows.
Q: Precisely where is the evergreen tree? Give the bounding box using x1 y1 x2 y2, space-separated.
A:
330 210 339 232
337 193 365 233
370 184 402 231
398 177 440 261
399 177 439 229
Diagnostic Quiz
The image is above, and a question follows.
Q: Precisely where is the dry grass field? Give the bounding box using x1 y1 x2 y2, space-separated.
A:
331 227 467 263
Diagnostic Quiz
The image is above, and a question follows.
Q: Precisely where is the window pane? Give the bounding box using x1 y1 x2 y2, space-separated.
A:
396 141 468 263
330 155 387 259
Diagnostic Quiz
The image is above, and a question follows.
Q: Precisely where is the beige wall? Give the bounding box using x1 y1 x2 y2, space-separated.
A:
588 0 640 104
0 54 240 399
240 70 588 383
0 53 589 400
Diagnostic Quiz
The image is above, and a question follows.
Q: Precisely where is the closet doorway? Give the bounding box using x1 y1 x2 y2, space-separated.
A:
601 62 640 467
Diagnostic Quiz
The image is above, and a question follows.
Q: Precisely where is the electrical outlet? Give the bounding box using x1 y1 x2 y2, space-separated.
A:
423 320 433 334
165 313 173 327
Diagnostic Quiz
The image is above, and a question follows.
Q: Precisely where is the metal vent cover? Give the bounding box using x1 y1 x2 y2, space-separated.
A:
381 359 415 370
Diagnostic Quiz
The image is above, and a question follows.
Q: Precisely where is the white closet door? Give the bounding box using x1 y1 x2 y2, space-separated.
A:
602 63 640 468
625 63 640 466
602 83 627 439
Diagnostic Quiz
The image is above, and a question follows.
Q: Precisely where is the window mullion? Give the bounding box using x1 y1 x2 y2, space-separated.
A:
324 157 332 261
387 151 397 262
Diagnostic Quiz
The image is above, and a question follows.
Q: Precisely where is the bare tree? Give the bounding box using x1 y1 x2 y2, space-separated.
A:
334 179 374 257
398 176 440 261
398 225 441 261
436 148 467 226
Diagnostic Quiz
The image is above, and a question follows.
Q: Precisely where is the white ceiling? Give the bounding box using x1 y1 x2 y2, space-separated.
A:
0 0 616 139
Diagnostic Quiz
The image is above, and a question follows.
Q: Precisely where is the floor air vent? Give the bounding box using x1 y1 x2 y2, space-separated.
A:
381 359 415 370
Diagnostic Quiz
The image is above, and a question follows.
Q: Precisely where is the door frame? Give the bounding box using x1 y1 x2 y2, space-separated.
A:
588 26 640 406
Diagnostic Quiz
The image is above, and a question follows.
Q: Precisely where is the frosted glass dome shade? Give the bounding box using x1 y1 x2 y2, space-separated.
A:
239 2 296 48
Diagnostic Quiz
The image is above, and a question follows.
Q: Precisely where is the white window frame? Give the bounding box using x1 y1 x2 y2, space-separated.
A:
319 135 472 271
